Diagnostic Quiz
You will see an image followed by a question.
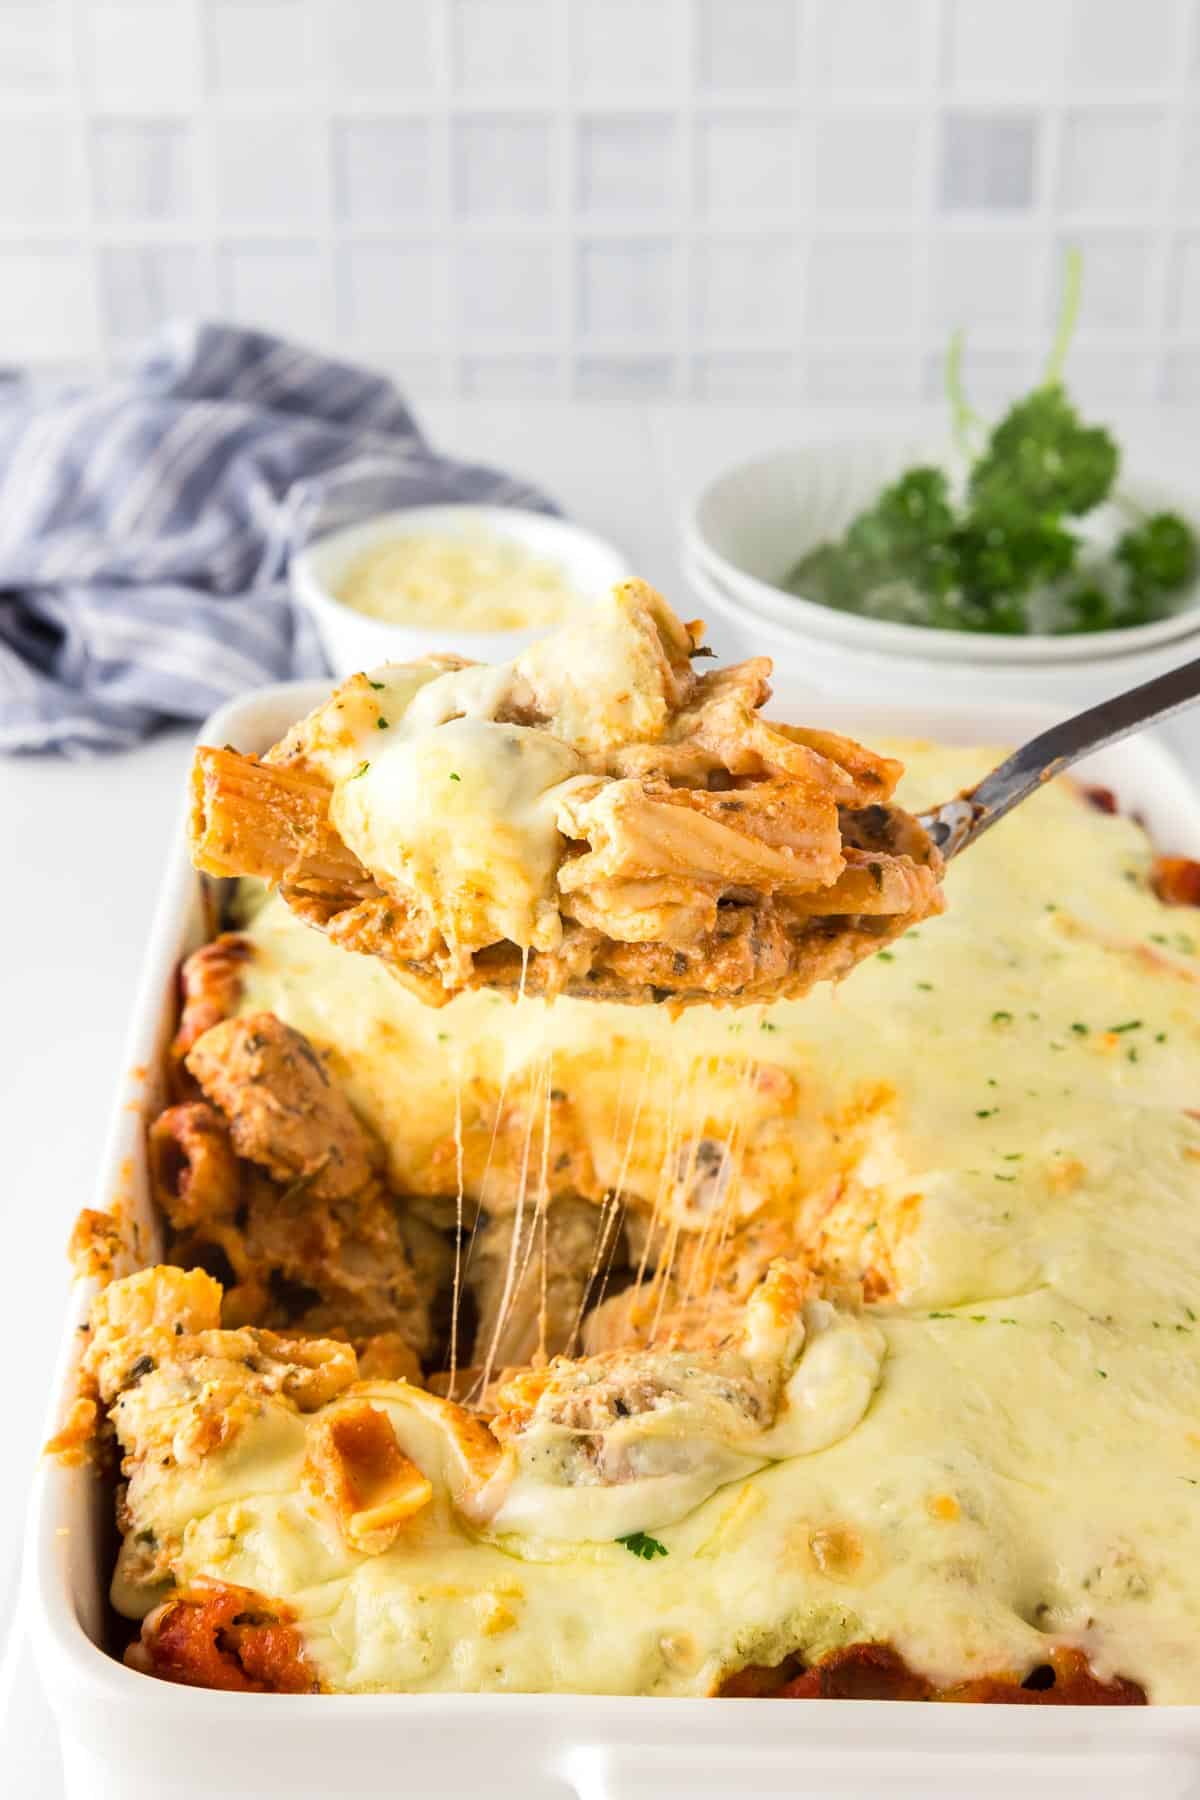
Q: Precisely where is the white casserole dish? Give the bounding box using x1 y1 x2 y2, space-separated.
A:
26 673 1200 1800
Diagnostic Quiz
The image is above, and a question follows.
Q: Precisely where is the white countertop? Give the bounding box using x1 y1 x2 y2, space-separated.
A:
4 399 1198 1793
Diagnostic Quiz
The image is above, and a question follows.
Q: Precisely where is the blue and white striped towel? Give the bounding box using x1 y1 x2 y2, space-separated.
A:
0 322 556 757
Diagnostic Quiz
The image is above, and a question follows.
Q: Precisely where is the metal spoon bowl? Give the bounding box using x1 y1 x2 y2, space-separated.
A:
918 655 1200 861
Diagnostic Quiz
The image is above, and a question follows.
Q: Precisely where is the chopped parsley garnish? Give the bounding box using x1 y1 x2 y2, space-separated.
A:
376 716 390 730
877 951 895 962
760 1019 777 1032
1097 1369 1108 1379
368 679 385 690
991 1010 1013 1024
349 760 369 779
976 1107 996 1118
617 1532 668 1561
449 771 461 782
916 981 934 991
994 1173 1016 1182
1070 1021 1089 1035
1109 1020 1142 1034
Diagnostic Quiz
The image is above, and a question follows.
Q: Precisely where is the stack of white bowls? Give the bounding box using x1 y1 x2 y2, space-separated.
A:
684 437 1200 713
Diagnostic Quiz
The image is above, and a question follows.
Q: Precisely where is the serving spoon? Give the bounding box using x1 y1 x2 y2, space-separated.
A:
917 655 1200 860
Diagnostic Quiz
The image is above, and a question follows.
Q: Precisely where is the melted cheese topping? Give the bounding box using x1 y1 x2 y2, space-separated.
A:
291 588 699 962
336 529 580 631
335 718 584 957
198 742 1200 1698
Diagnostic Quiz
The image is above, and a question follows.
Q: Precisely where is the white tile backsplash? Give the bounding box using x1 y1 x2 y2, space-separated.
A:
940 111 1038 211
0 0 66 96
695 114 807 216
86 1 202 110
0 118 79 225
806 236 917 337
694 0 798 93
339 241 442 346
691 351 804 400
213 114 325 226
334 119 434 223
944 0 1068 97
579 238 675 339
1161 346 1200 403
454 115 554 217
1059 109 1167 214
1052 231 1153 329
808 347 921 404
808 0 929 95
451 0 558 95
4 0 1199 402
328 0 437 96
221 241 327 340
206 0 316 95
577 115 678 216
0 249 97 359
575 354 677 399
692 237 804 338
1172 235 1200 330
454 239 557 337
571 0 679 96
930 233 1046 330
92 121 194 222
99 246 208 343
813 112 922 215
1065 0 1178 91
460 352 561 397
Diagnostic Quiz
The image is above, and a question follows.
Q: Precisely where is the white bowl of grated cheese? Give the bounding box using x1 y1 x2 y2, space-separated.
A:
292 504 633 675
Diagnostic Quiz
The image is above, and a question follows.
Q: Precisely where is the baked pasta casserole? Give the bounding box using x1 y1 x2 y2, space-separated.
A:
54 596 1200 1705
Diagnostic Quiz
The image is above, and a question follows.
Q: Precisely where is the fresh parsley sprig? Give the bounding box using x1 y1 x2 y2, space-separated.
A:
785 250 1196 636
616 1531 669 1561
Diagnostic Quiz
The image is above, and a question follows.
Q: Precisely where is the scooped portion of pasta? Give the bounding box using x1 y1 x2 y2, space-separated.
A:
189 580 944 1007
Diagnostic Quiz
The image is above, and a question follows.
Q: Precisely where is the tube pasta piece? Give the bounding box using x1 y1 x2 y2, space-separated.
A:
303 1401 434 1553
147 1103 242 1233
131 1584 319 1694
188 580 943 1007
171 933 255 1077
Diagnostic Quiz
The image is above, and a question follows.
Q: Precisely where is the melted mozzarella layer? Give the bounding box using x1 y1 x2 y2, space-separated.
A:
208 743 1200 1699
334 717 583 957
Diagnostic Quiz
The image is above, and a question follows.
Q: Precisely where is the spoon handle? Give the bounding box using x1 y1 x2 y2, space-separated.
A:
919 655 1200 859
